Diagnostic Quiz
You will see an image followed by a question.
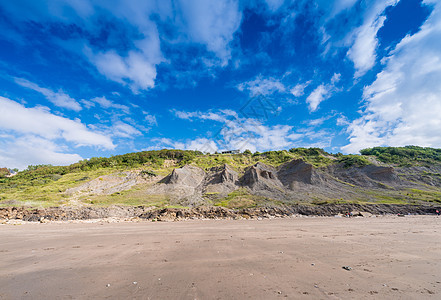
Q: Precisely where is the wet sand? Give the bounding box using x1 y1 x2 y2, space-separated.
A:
1 216 440 299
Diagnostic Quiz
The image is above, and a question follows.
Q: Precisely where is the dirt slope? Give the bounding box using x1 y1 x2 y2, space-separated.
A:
59 158 441 207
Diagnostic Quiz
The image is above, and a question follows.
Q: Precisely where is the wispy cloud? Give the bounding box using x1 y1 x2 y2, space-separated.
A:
14 77 82 111
90 96 130 114
290 81 311 97
343 1 441 153
111 121 142 138
165 109 334 152
346 0 399 78
306 73 340 112
237 76 286 96
143 111 158 126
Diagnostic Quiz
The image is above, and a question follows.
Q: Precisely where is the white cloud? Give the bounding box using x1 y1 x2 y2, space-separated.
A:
111 121 142 138
0 96 114 149
86 44 163 93
161 109 316 153
290 81 310 97
14 77 82 111
330 73 341 84
0 136 83 170
237 76 286 96
143 112 158 126
80 1 165 93
172 110 198 120
90 96 130 114
343 1 441 153
177 0 242 65
306 73 340 112
307 115 332 127
306 85 328 112
171 109 235 122
346 0 399 78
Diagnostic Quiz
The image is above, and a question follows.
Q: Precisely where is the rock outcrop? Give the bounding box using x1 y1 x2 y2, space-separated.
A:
240 162 282 189
330 164 400 188
2 204 441 222
277 159 326 188
203 164 238 197
147 165 206 206
164 165 206 187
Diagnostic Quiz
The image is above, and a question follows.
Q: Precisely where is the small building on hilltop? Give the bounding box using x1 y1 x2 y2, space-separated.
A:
221 150 240 154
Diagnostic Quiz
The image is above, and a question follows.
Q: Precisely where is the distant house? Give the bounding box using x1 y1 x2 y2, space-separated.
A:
6 170 17 177
221 150 240 154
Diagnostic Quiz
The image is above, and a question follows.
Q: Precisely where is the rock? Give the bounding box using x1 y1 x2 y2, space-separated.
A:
165 165 206 187
278 159 316 186
0 203 440 222
240 162 281 189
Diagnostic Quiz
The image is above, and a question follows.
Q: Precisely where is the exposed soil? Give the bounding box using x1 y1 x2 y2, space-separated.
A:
64 170 155 196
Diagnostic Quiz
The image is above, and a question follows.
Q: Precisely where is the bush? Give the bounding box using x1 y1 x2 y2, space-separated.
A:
243 149 252 155
338 155 371 168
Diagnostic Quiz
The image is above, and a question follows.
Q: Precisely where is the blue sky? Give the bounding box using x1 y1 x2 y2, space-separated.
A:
0 0 439 169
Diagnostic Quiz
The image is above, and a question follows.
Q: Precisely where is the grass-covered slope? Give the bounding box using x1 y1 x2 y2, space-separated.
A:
360 146 441 166
1 146 441 208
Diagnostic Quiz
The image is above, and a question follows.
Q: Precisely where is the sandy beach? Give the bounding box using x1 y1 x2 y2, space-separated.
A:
1 216 440 299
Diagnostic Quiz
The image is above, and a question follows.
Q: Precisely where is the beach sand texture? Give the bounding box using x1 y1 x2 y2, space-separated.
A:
1 216 440 299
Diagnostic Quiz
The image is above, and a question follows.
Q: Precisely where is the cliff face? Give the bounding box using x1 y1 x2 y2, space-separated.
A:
138 158 441 206
2 151 441 209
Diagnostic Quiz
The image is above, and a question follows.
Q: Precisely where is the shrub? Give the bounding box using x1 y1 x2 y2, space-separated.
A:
338 155 371 168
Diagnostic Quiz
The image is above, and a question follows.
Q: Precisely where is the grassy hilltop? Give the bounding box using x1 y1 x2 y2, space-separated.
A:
1 146 441 208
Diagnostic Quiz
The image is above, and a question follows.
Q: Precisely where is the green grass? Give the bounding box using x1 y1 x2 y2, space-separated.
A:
213 188 282 209
0 169 116 207
337 155 372 168
360 146 441 166
405 189 441 203
85 192 170 207
310 198 359 205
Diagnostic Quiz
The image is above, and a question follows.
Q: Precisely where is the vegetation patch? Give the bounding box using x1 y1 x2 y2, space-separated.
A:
360 146 441 166
84 186 170 207
213 188 277 209
338 155 372 168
